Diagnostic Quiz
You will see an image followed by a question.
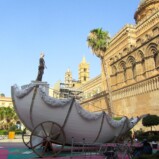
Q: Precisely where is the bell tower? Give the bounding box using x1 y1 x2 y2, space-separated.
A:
78 57 90 84
65 68 73 87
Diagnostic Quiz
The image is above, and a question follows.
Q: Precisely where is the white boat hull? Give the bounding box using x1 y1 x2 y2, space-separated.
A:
11 82 143 145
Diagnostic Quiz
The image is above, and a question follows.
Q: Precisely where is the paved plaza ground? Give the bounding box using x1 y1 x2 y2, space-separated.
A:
0 136 159 159
0 136 105 159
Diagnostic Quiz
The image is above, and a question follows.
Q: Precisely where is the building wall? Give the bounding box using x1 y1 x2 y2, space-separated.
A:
108 6 159 118
79 75 107 112
0 96 13 107
79 1 159 127
1 1 159 131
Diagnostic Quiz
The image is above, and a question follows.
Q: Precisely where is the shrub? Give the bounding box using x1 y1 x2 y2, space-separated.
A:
142 114 159 131
15 130 23 135
9 125 17 131
135 131 159 142
134 153 159 159
0 129 8 135
113 117 122 120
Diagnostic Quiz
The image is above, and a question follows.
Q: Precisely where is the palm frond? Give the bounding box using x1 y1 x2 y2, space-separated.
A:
87 28 110 58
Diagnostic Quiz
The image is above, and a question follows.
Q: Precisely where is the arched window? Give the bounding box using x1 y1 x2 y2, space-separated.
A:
123 66 127 81
127 56 136 79
119 61 126 82
137 50 146 76
84 68 87 72
111 65 117 75
146 43 157 56
146 43 158 69
132 64 136 79
154 52 159 69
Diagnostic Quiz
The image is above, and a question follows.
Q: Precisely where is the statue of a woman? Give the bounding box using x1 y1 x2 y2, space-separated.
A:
36 53 46 81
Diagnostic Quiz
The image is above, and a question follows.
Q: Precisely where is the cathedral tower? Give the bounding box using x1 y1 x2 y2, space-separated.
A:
65 68 73 87
78 57 90 84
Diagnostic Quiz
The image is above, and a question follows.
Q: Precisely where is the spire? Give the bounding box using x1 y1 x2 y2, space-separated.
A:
82 56 86 63
67 68 71 72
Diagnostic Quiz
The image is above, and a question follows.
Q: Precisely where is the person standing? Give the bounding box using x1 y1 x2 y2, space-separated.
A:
36 53 47 81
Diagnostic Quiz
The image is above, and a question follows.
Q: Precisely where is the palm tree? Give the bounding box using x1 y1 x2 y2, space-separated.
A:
87 28 113 116
0 107 18 129
87 28 110 58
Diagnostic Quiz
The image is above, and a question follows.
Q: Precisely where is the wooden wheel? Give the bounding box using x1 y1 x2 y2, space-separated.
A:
22 128 31 149
30 121 66 158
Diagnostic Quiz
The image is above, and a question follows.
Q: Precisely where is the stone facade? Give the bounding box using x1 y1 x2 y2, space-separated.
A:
0 96 13 107
78 57 90 84
79 0 159 126
1 0 159 131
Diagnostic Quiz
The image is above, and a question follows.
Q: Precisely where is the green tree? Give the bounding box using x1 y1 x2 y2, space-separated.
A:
0 93 5 97
87 28 110 58
0 107 4 120
0 107 18 130
87 28 113 116
142 114 159 131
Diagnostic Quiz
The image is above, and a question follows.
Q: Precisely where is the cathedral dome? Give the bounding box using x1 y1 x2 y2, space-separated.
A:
134 0 159 23
139 0 146 5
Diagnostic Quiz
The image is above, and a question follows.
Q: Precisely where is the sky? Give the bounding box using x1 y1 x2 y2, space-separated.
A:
0 0 140 97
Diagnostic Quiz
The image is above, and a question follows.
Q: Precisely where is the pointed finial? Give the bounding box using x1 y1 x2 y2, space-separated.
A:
82 56 86 63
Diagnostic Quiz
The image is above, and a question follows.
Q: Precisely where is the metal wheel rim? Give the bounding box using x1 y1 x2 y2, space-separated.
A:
22 128 31 149
30 121 66 158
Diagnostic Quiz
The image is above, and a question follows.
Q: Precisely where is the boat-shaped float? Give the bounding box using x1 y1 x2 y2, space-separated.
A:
11 81 143 157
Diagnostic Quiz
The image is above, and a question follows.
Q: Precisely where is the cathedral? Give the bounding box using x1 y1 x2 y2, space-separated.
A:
76 0 159 125
55 0 159 123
